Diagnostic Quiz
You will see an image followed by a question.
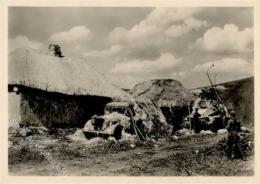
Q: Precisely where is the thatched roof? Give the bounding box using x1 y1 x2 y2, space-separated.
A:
9 47 131 100
130 79 195 107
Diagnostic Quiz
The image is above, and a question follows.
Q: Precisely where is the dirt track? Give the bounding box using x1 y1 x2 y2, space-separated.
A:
9 133 254 176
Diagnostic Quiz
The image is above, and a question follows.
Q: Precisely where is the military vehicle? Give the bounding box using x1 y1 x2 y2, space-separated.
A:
83 101 147 140
187 65 229 133
191 98 227 132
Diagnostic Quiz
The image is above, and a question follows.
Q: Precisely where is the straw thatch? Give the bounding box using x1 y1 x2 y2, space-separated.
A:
9 47 131 100
130 79 195 107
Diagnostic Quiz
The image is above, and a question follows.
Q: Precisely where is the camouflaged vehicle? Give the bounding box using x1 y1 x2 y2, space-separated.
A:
83 101 147 140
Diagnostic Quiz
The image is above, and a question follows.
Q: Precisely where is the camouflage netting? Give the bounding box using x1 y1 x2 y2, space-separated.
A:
130 79 194 107
130 79 195 133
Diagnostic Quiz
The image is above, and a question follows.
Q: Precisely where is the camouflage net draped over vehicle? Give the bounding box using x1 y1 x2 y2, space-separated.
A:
135 100 171 139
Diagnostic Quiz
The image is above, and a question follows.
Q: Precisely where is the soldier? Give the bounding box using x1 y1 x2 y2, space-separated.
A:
191 108 201 133
226 110 243 159
218 103 229 127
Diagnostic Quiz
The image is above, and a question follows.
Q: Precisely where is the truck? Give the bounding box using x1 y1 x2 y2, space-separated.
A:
83 101 147 140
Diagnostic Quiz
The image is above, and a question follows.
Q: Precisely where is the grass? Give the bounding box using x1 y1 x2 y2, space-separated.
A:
8 142 45 165
8 132 254 176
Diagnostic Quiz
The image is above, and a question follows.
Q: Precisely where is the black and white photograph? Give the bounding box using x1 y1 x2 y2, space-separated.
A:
6 6 255 177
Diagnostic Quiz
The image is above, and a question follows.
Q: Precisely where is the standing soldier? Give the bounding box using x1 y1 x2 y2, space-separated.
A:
191 108 201 133
226 110 243 159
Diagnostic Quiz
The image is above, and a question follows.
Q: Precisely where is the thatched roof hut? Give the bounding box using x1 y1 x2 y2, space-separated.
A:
9 47 131 100
130 79 195 131
8 47 132 127
130 79 194 107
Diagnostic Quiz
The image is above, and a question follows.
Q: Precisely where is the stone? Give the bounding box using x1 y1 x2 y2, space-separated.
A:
241 126 251 133
200 130 213 135
217 129 227 134
175 128 191 136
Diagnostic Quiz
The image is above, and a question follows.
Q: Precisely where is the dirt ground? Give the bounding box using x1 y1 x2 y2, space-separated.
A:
8 132 254 176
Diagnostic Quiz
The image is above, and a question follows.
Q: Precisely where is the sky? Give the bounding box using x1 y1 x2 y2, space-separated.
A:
9 7 254 89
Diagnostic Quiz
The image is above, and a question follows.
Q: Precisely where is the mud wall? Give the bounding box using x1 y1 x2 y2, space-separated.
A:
15 85 111 128
8 92 21 126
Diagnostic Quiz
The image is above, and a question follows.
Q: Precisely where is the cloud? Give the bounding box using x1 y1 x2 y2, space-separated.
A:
107 8 207 62
73 45 83 53
108 23 160 45
195 24 253 53
106 74 140 89
146 7 201 25
109 8 202 44
165 17 208 38
171 71 187 78
83 44 122 58
49 25 92 43
9 35 43 52
192 57 253 75
110 53 181 75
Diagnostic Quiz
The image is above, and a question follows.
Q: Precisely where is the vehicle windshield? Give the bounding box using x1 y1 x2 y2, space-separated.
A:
199 101 207 108
105 106 135 117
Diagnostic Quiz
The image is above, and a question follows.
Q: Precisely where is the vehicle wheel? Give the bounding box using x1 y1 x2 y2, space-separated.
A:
114 125 123 140
84 132 95 139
